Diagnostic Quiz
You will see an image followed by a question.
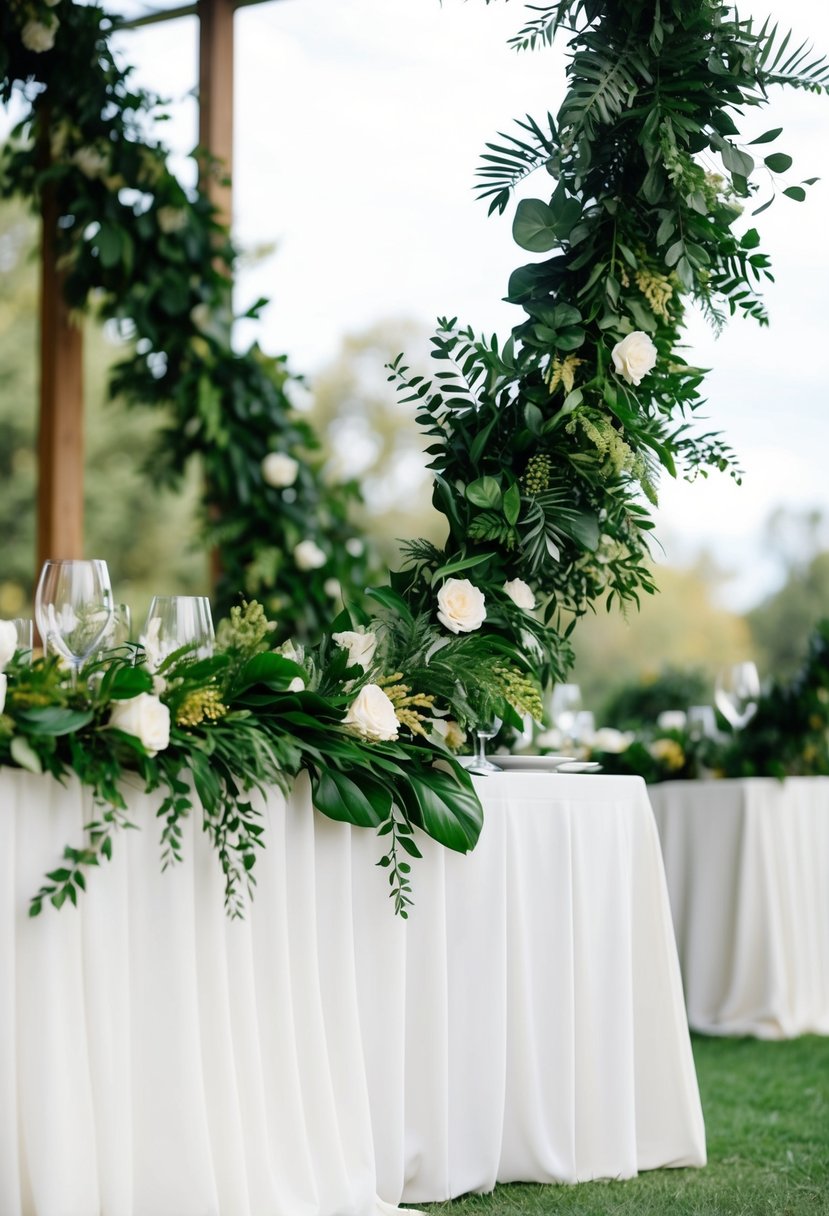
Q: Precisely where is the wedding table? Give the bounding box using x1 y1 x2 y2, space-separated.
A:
0 767 705 1216
649 777 829 1039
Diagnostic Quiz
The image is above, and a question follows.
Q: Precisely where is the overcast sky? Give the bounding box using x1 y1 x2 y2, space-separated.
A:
7 0 829 608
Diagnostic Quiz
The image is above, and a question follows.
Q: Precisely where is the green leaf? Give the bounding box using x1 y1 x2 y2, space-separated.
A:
748 127 783 145
512 198 559 252
17 707 94 736
431 552 494 581
782 186 806 201
720 143 755 178
403 766 483 853
764 152 793 173
502 482 522 526
466 476 502 509
10 736 43 774
312 768 391 828
97 223 122 268
365 585 415 625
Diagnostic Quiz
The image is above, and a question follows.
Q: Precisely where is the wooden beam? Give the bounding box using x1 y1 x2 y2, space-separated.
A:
37 171 84 569
198 0 235 228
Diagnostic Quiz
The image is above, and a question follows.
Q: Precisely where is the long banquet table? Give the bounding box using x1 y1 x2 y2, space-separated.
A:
0 767 705 1216
649 777 829 1039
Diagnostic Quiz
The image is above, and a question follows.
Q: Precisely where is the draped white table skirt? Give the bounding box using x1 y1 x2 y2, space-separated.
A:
0 768 705 1216
649 777 829 1039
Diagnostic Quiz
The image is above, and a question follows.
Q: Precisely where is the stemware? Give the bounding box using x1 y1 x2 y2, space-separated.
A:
35 559 113 684
468 715 503 775
714 662 760 731
141 595 215 667
8 618 33 658
548 683 583 742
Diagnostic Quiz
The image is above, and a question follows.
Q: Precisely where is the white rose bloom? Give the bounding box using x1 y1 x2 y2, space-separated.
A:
503 578 536 612
0 620 17 671
611 331 658 386
0 673 6 715
592 727 634 754
72 147 108 179
288 676 305 692
156 206 188 234
431 718 467 752
333 628 378 672
436 578 487 634
324 578 342 600
261 452 300 488
345 537 364 557
21 19 58 52
343 684 399 742
109 693 171 756
294 539 327 571
278 639 304 664
657 710 687 732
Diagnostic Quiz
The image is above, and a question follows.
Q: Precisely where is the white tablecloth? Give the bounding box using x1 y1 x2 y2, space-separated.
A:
0 767 705 1216
649 777 829 1039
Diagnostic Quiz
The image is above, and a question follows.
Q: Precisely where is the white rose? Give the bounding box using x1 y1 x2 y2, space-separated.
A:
21 19 58 52
592 727 634 754
343 684 399 742
657 710 687 732
261 452 300 488
324 578 342 599
109 693 170 756
294 539 327 571
503 578 536 612
278 639 304 664
431 718 467 752
345 537 364 557
288 676 305 692
332 628 378 672
72 147 108 179
0 620 17 671
436 578 487 634
611 331 658 386
0 673 6 715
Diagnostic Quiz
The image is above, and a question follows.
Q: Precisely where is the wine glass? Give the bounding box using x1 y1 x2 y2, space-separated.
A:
5 618 33 660
102 603 132 649
141 595 215 668
469 715 503 775
714 662 760 731
35 559 113 685
549 683 583 747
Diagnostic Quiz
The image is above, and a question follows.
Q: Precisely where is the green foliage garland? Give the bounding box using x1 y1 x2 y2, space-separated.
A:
0 0 372 636
389 0 828 683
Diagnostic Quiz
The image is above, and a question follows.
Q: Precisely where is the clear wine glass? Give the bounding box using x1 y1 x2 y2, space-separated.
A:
469 715 502 775
35 559 113 685
549 683 583 746
714 662 760 731
8 618 33 659
141 595 215 668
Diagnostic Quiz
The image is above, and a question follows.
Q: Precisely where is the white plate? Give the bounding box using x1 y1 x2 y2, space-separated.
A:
553 761 603 774
483 754 575 772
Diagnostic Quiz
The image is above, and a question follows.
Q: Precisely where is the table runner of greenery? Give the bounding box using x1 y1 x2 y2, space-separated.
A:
1 1 827 914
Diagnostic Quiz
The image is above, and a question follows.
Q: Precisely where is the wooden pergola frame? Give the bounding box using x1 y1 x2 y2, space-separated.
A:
36 0 274 570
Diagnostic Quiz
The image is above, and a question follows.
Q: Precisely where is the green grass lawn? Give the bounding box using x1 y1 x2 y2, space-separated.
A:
424 1035 829 1215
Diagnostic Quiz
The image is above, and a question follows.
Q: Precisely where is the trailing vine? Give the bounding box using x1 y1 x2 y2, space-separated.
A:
0 0 373 637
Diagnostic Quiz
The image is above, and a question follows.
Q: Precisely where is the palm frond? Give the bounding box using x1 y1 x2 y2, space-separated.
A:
475 113 558 216
504 2 595 54
753 17 829 94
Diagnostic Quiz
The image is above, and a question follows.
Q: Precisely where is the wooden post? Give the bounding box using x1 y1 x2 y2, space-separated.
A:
198 0 235 589
37 173 84 570
198 0 235 228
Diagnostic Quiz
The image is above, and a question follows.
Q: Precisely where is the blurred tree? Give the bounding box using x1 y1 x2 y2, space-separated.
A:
569 559 752 716
0 198 206 626
308 319 446 568
747 508 829 677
